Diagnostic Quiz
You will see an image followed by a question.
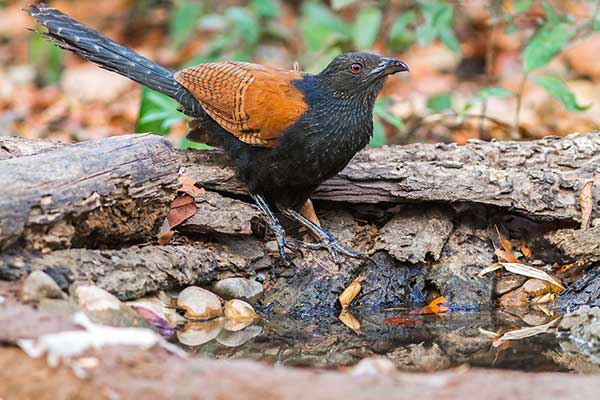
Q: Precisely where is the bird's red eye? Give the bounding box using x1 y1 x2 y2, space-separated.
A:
350 63 363 74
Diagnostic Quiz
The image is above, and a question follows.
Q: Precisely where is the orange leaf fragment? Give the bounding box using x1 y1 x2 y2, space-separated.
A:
339 275 364 309
158 230 175 246
495 248 519 263
167 194 197 229
178 175 205 197
495 225 513 252
520 240 532 258
409 296 449 316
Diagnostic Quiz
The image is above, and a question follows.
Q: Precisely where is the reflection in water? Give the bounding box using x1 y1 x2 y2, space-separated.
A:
175 309 599 373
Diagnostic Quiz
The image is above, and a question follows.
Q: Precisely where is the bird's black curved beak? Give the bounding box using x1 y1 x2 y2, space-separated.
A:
367 57 410 80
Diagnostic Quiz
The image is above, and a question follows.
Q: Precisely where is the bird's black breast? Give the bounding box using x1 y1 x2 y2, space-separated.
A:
204 75 375 208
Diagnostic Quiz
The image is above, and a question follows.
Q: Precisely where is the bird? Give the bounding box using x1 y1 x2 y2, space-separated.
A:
27 3 409 265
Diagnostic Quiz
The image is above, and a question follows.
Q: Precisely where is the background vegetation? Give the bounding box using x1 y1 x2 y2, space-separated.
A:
1 0 599 149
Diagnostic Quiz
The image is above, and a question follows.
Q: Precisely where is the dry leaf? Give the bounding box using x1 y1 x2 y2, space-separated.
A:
520 240 532 258
495 248 520 263
339 275 364 309
478 264 503 277
495 225 513 252
409 296 449 316
501 262 565 290
579 178 595 231
339 309 361 332
167 194 197 229
532 292 556 304
178 176 205 197
497 317 561 342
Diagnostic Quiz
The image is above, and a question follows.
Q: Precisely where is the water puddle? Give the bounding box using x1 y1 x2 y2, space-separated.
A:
173 310 597 373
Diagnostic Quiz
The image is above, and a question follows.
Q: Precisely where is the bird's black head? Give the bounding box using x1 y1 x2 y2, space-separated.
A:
316 52 409 101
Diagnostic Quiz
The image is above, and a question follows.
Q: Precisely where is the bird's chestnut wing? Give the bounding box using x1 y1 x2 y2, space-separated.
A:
174 62 307 147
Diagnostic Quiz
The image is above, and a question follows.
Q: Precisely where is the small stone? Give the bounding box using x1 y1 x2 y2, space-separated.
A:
521 311 553 326
216 325 262 347
177 318 224 346
224 299 258 322
494 275 527 296
350 357 396 376
71 285 121 311
177 286 222 320
522 278 556 297
20 270 65 304
498 286 529 307
212 278 264 304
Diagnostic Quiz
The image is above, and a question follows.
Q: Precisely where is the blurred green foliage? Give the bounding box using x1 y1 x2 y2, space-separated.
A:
25 0 596 146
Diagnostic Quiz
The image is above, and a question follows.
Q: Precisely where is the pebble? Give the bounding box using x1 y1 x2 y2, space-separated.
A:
494 275 527 296
177 318 224 346
177 286 222 320
498 286 529 307
20 270 65 304
216 325 262 347
212 278 264 304
223 299 258 322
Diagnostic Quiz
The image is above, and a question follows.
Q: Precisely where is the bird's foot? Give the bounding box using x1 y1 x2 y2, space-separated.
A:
267 221 301 266
294 234 370 266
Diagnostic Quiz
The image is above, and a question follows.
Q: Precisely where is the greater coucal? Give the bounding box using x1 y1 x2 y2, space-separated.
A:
27 3 409 264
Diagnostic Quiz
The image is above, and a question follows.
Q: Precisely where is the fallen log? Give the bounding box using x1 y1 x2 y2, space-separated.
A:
182 132 600 222
0 242 266 300
0 134 179 251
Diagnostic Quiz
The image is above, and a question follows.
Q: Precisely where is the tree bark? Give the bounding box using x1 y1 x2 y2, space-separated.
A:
182 133 600 222
0 134 179 251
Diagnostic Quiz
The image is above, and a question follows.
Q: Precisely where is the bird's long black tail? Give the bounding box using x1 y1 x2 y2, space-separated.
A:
26 3 202 116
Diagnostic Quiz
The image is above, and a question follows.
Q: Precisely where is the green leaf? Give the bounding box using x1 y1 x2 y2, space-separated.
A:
426 93 453 112
169 0 204 49
389 12 416 51
541 1 559 24
522 22 574 73
374 99 405 130
415 25 438 46
416 1 458 52
513 0 532 13
180 136 214 150
302 3 351 35
136 87 184 135
475 87 513 100
251 0 279 18
531 75 590 112
29 33 63 85
353 7 382 49
439 28 460 53
369 120 386 147
300 3 350 52
226 7 260 47
332 0 359 10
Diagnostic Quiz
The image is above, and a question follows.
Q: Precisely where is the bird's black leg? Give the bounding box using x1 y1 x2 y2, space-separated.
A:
279 207 369 265
250 194 300 264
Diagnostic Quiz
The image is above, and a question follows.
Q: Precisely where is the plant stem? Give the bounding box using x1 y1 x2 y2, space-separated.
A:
513 72 528 140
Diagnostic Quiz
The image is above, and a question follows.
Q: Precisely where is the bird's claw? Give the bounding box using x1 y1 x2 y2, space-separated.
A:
293 235 371 266
269 222 301 266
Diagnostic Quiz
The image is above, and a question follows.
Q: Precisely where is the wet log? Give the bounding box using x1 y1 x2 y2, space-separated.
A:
182 133 600 222
0 134 179 251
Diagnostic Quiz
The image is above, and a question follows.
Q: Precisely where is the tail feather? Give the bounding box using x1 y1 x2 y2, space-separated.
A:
27 3 203 116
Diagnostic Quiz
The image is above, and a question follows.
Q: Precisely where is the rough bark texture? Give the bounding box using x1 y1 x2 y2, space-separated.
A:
0 243 266 300
183 133 600 222
0 134 179 251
